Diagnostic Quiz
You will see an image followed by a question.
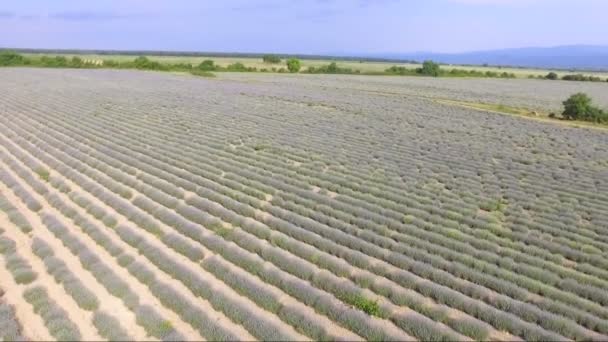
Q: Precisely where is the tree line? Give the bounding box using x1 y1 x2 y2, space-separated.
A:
2 51 607 82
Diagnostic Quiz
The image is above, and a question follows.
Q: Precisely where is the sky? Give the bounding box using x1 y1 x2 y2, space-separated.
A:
1 0 607 55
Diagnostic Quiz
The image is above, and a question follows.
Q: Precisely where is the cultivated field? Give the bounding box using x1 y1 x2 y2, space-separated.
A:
1 68 608 341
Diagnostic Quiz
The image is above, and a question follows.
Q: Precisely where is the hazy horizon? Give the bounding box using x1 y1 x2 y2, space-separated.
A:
1 0 607 55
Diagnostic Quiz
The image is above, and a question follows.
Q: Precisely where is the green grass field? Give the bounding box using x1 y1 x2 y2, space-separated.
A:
23 53 608 78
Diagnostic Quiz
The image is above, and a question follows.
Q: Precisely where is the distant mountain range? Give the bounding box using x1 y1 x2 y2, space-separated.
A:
375 45 608 71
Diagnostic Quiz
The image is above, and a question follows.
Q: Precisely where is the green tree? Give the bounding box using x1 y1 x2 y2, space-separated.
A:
286 58 301 73
197 60 216 71
262 54 281 64
226 62 248 71
70 56 84 68
133 56 163 70
545 72 558 80
418 60 441 77
0 51 26 66
562 93 608 123
327 62 338 73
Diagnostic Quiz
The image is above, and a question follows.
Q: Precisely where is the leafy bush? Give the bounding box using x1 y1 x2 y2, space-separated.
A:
102 59 120 67
226 62 255 72
545 72 559 80
162 233 205 262
262 54 281 64
92 311 132 341
0 51 26 66
39 55 69 67
562 93 608 123
0 237 16 255
32 238 100 311
135 305 181 340
418 60 441 77
349 294 380 316
0 302 24 341
202 256 282 313
286 58 301 73
197 60 216 71
386 66 416 75
170 62 193 70
3 247 37 285
133 56 165 70
562 74 603 82
0 195 33 233
24 286 82 341
70 56 85 68
307 62 357 74
278 304 330 340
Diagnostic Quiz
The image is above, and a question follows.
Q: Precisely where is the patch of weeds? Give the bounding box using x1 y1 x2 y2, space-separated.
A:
35 168 50 182
253 143 270 151
479 198 508 213
214 226 233 239
349 295 380 316
402 215 415 224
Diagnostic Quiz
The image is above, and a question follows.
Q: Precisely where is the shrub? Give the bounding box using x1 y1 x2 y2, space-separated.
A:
562 74 603 82
23 286 82 341
4 252 37 285
38 55 69 67
307 62 355 74
0 50 26 66
349 294 380 316
92 311 132 341
70 56 85 68
31 238 100 311
202 256 282 313
0 302 24 341
162 233 205 262
262 54 282 64
49 176 71 193
0 196 33 233
418 60 441 77
0 237 16 255
562 93 608 123
133 56 164 70
103 59 120 67
448 316 491 340
392 313 459 341
545 72 559 80
226 62 249 72
197 60 216 71
135 305 181 340
386 66 416 75
170 62 193 70
278 304 333 340
286 58 301 73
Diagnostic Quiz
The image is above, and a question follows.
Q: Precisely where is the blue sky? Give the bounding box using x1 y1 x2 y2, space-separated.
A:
1 0 606 54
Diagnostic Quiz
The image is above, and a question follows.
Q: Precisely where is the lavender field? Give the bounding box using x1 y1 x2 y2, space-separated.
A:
1 68 607 341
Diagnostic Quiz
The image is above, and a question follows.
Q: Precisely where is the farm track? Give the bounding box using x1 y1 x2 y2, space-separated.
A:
0 68 607 341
